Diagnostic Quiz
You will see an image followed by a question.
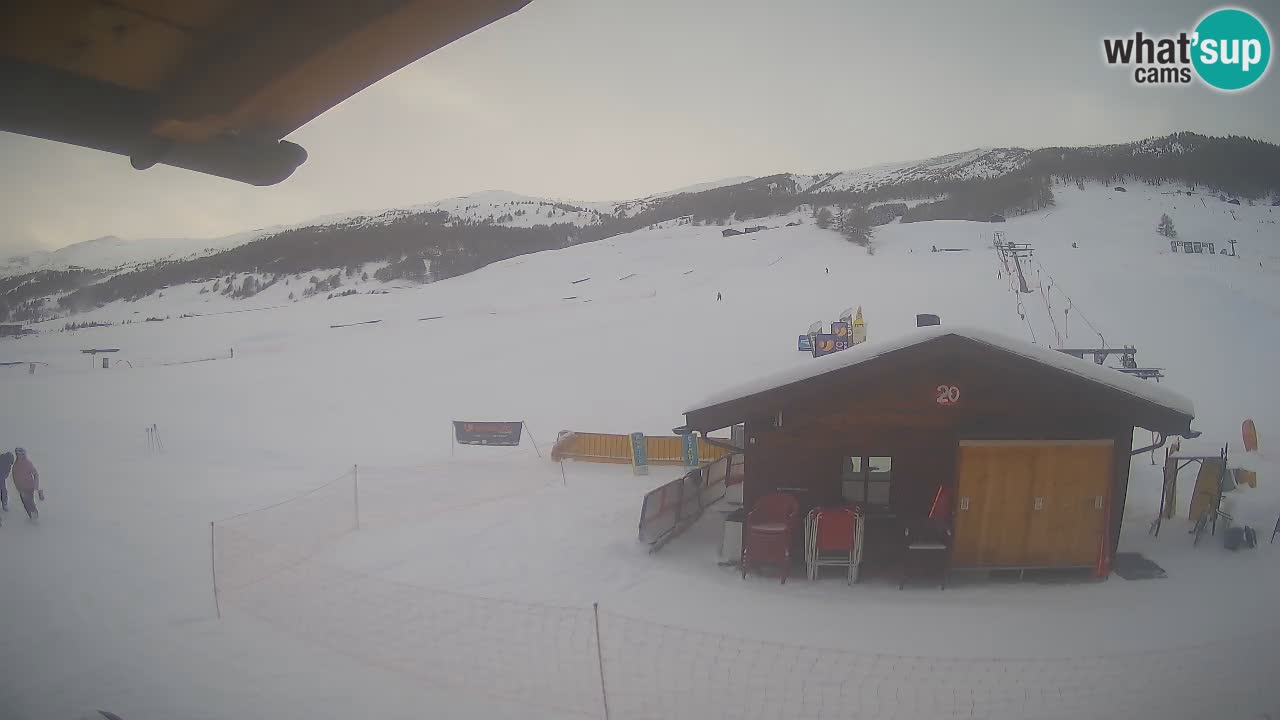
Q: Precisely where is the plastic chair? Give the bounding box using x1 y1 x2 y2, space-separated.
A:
899 519 952 590
741 493 800 583
805 506 864 584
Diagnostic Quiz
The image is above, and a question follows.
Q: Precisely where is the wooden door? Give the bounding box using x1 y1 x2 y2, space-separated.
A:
1023 443 1112 567
954 441 1112 569
953 444 1034 567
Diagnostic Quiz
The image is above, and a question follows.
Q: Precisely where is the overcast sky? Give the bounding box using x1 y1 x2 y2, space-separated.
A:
3 0 1278 254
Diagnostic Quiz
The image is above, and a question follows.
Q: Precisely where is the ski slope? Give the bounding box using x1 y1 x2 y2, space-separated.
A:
1 182 1279 719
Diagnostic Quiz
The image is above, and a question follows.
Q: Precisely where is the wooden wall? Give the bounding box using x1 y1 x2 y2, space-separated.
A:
743 417 956 517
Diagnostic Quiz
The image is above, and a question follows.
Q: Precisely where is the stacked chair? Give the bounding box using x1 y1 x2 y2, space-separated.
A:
805 506 865 584
740 493 800 583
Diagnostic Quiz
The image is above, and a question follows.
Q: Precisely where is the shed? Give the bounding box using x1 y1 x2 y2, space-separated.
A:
722 228 744 237
681 326 1194 578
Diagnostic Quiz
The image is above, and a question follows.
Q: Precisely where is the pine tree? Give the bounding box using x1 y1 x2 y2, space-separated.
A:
1157 213 1177 238
839 205 874 247
815 207 833 229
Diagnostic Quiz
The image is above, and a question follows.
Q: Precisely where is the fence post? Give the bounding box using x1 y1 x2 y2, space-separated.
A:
210 521 221 620
524 421 543 459
593 602 611 720
353 464 361 530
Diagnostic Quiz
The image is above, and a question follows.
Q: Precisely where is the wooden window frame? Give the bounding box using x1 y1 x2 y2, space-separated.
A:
842 454 893 508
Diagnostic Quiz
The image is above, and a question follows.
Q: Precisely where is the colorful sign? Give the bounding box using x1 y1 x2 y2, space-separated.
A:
630 431 649 475
812 334 839 357
851 306 867 345
682 432 700 467
453 421 523 446
830 321 850 351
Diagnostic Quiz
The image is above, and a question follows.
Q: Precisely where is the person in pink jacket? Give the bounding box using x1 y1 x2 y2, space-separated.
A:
11 448 42 520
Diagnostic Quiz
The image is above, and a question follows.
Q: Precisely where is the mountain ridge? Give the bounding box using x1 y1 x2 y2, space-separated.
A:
3 131 1279 325
14 132 1273 277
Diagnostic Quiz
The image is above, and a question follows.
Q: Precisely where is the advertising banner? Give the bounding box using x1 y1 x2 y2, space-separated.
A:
630 431 649 475
453 421 523 446
812 334 839 357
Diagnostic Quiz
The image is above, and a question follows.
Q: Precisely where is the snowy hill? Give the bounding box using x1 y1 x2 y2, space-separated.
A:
16 131 1269 280
5 131 1278 329
3 178 1280 719
793 147 1031 194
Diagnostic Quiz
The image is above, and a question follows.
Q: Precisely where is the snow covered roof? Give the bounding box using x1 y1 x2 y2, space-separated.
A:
688 325 1195 420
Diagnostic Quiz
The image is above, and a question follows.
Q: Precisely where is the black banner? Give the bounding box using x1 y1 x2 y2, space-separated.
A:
453 421 523 446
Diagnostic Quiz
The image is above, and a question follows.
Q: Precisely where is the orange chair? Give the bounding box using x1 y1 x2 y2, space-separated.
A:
741 493 800 583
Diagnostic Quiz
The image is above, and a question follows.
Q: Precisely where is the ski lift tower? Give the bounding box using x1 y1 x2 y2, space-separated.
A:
1003 240 1035 294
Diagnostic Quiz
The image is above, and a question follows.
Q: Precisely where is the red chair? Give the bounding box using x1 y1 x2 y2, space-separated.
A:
805 506 864 584
741 493 800 583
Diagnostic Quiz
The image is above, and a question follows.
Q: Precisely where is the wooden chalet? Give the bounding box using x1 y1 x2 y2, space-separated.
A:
682 326 1195 578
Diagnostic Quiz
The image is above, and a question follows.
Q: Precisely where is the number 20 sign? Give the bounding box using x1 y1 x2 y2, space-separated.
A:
936 384 961 406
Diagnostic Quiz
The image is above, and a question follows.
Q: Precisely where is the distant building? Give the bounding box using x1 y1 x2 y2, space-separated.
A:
1228 198 1241 205
1113 186 1127 192
989 213 1006 223
744 225 768 233
721 228 743 237
0 324 24 337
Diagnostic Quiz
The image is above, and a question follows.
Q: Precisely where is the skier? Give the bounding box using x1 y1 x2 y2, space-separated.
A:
716 292 722 302
0 450 12 512
11 448 42 520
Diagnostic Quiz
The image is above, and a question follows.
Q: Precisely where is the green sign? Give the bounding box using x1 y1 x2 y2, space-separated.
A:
682 433 700 467
630 432 648 475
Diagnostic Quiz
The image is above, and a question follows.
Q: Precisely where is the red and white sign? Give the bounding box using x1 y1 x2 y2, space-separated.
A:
935 384 961 406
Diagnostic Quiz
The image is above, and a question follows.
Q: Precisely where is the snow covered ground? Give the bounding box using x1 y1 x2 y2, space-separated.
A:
2 182 1279 719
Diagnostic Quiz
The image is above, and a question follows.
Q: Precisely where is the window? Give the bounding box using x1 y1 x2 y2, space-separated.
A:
841 455 893 507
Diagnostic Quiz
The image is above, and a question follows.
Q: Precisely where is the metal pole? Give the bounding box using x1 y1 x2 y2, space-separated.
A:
353 464 361 530
450 422 455 457
560 460 567 487
210 522 221 619
524 422 543 458
593 602 611 720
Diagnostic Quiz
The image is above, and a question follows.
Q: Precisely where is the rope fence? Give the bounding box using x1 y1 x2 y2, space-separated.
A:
210 465 1279 720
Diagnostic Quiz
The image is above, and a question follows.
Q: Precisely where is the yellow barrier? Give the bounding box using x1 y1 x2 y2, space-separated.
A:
551 432 731 466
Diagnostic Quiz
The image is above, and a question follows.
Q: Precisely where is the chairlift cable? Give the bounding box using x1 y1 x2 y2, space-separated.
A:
1033 258 1106 347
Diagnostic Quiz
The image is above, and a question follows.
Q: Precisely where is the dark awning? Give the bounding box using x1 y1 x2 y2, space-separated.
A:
1 0 530 185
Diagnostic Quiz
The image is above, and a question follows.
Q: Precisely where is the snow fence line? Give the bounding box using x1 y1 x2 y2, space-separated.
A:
209 464 1279 720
